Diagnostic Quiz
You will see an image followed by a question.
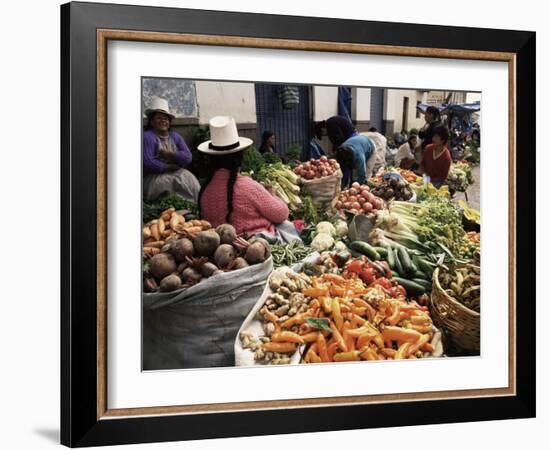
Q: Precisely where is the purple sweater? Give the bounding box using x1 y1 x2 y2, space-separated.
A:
143 129 192 174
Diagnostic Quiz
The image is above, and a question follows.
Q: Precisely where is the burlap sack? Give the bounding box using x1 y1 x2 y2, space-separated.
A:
300 169 343 206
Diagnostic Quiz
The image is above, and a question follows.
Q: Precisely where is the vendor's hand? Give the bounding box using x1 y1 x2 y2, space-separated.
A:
165 163 181 172
158 149 175 162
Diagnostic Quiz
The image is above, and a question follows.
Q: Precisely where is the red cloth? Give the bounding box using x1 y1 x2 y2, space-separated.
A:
420 144 452 183
200 169 289 235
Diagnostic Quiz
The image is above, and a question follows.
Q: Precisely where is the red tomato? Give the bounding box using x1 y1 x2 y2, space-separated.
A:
351 202 361 210
320 155 328 163
358 197 366 205
350 208 359 215
373 277 393 290
362 202 373 213
349 187 358 196
348 195 357 203
335 201 343 209
359 267 376 284
343 202 352 209
352 182 361 188
391 285 407 298
347 260 364 274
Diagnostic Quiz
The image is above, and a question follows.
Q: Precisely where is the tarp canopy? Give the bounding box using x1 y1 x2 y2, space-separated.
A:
417 101 481 116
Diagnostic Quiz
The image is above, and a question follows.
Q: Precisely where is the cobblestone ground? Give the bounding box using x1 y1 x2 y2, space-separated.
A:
453 164 480 211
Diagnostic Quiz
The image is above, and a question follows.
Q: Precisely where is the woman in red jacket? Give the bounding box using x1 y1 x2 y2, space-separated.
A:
420 125 452 187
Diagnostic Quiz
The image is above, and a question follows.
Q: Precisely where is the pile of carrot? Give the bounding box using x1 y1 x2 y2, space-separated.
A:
143 207 212 256
260 273 436 363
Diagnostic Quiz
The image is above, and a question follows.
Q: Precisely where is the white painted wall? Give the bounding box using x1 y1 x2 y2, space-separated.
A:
467 92 482 103
354 88 371 121
195 81 257 124
385 89 427 132
313 86 338 121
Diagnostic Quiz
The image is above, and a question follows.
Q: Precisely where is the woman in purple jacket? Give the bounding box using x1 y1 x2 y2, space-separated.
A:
143 98 200 202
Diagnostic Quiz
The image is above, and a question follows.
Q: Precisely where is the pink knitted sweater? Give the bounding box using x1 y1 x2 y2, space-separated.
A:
200 169 289 235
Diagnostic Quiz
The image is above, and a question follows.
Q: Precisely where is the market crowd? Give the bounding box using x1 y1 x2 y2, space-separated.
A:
143 98 453 243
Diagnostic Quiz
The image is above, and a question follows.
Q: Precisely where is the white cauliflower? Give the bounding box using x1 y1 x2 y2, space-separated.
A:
316 221 336 236
310 232 334 252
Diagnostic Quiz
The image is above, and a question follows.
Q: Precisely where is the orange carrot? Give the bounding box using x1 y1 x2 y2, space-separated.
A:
352 298 369 308
381 348 397 358
271 331 304 344
303 288 329 298
382 326 422 343
329 321 347 352
317 333 330 363
327 342 339 361
281 314 306 328
421 342 435 353
359 348 379 361
322 297 333 314
262 342 296 353
332 298 343 331
333 351 360 362
395 342 411 359
343 323 355 351
406 333 431 357
373 334 385 349
301 332 319 343
309 299 321 310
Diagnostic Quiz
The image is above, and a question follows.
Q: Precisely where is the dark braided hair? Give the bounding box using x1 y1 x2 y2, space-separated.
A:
198 151 245 223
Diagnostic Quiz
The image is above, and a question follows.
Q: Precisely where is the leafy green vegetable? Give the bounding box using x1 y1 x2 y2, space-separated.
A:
262 152 282 165
241 146 265 175
143 193 199 223
305 317 332 332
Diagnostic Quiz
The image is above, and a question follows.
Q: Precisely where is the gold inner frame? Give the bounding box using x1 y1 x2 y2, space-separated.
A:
96 29 516 420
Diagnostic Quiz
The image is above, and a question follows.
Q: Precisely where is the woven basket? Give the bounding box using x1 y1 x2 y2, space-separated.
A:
430 265 480 353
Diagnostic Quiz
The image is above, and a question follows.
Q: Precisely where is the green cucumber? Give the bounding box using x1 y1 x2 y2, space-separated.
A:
416 258 435 277
397 247 414 275
391 270 399 278
412 278 433 291
394 248 405 277
350 241 380 261
374 247 388 258
393 277 426 296
386 245 396 269
413 270 429 281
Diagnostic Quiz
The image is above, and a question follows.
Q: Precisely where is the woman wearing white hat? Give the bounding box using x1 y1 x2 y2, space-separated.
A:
198 116 293 240
143 97 200 202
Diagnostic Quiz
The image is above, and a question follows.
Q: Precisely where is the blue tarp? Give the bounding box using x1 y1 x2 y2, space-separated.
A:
416 101 480 115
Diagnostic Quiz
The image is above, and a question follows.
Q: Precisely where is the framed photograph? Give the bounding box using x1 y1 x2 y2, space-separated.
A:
61 1 536 447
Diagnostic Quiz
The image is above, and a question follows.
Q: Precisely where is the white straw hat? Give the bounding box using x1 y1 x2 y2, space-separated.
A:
144 97 175 120
197 116 253 155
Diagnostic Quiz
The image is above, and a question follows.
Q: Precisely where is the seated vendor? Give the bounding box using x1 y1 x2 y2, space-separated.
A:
198 116 292 239
395 134 419 169
420 125 452 187
142 97 200 202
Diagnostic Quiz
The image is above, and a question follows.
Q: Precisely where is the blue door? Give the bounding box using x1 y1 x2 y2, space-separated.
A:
255 84 311 158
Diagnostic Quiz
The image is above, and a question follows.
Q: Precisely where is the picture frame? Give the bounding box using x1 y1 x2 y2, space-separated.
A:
60 1 536 447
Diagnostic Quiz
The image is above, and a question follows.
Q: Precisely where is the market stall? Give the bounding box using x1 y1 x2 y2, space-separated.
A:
142 153 481 368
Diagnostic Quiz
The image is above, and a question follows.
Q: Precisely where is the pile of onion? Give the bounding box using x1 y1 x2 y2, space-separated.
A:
293 156 339 180
334 182 384 215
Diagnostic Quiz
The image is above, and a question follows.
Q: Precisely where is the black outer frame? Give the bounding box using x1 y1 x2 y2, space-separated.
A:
60 1 535 447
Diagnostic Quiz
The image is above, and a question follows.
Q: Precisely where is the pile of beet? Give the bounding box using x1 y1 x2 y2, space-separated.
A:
143 224 271 293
